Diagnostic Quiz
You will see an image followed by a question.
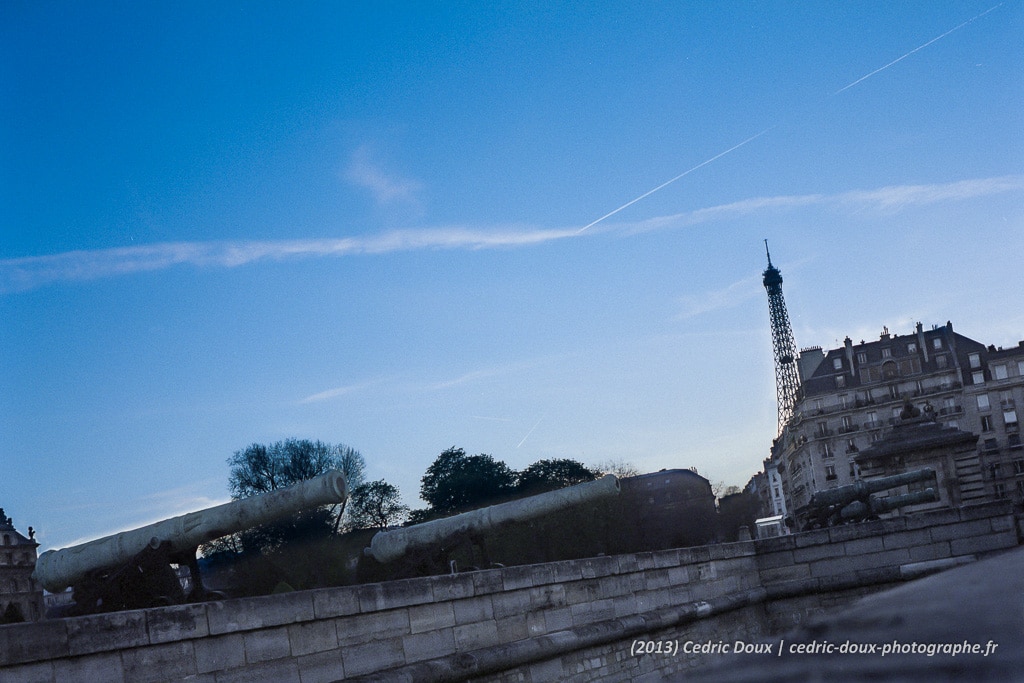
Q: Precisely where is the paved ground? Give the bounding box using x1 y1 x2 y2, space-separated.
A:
673 546 1024 682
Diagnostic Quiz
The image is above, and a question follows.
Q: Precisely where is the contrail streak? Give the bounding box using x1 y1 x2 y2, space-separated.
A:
576 127 774 234
516 415 545 448
834 4 1003 95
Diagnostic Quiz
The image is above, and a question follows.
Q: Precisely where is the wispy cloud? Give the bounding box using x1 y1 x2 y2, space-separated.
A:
344 145 423 207
677 275 763 319
300 378 384 404
0 227 578 293
4 176 1019 294
625 175 1024 233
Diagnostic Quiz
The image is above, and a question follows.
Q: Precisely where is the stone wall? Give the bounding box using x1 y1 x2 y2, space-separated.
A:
0 502 1017 683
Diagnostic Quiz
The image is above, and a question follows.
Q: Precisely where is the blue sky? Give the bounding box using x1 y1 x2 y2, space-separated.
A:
2 2 1022 551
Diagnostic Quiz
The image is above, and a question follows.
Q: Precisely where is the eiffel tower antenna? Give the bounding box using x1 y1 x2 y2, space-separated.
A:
763 240 801 435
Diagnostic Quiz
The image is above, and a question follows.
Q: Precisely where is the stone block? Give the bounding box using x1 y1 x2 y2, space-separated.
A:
596 574 634 600
880 528 934 550
194 632 246 674
959 501 1013 520
243 626 291 664
296 649 346 683
907 541 952 562
564 579 600 604
543 606 574 632
570 598 615 625
615 554 640 574
549 560 583 583
0 618 69 664
1 660 54 683
430 573 476 601
754 535 796 553
528 657 565 682
667 565 690 585
288 620 338 657
335 609 410 647
147 603 209 644
53 651 124 682
403 627 456 662
755 549 794 570
500 565 537 591
311 586 360 619
491 589 530 620
341 637 405 677
611 593 640 618
793 542 840 563
635 552 657 570
122 641 196 683
929 519 995 542
581 555 617 578
471 569 505 595
453 594 494 624
905 507 961 529
214 657 300 683
990 515 1015 533
853 565 901 586
644 568 672 591
67 610 148 656
652 550 682 569
793 528 832 547
454 619 501 650
408 601 456 634
950 530 1018 556
207 592 313 634
354 583 385 613
379 578 435 611
529 583 567 611
844 536 885 555
496 613 530 642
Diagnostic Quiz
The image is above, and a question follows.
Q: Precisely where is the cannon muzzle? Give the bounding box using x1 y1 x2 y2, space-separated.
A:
34 470 346 593
808 468 935 508
366 475 620 564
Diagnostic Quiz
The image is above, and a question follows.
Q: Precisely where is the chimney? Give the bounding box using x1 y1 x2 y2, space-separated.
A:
844 336 854 369
916 322 928 363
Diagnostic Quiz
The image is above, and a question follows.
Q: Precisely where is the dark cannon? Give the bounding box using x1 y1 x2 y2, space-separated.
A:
364 475 620 565
794 468 937 530
33 470 346 614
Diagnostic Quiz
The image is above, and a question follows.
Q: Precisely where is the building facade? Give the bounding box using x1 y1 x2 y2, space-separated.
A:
766 322 1024 519
0 508 44 623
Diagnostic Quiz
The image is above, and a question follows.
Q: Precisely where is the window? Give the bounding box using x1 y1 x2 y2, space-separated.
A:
993 365 1008 380
981 416 994 432
833 357 843 370
969 352 981 369
820 443 833 458
1018 360 1024 376
994 483 1007 499
825 465 837 480
947 420 959 430
907 342 917 353
891 406 902 419
1013 459 1024 475
978 394 991 410
1005 410 1019 429
1016 480 1024 497
933 338 942 350
846 439 858 453
871 431 884 442
936 355 947 369
1010 434 1022 450
882 347 892 359
835 375 846 388
857 352 867 364
972 371 985 384
842 415 854 430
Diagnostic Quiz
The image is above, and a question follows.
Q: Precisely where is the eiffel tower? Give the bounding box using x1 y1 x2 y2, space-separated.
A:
762 241 801 436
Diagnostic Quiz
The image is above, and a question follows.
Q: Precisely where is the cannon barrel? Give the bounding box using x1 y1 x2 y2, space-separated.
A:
808 468 935 508
34 470 346 593
367 475 620 564
840 488 939 520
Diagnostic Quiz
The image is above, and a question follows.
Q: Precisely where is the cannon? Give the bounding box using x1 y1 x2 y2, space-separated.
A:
34 470 346 613
794 468 937 530
365 474 620 564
